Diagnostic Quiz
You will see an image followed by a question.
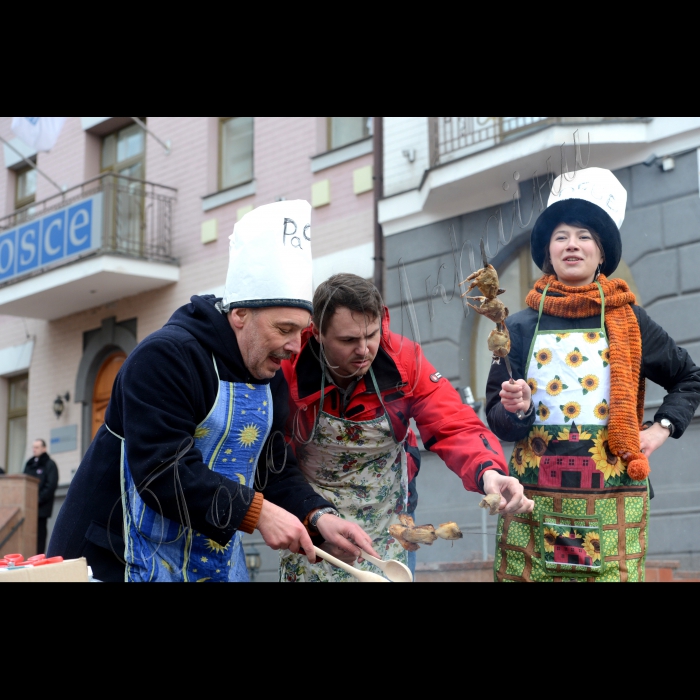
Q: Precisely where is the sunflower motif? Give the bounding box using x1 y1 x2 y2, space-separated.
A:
594 400 610 421
579 374 600 395
590 429 627 481
512 445 528 477
527 379 538 395
599 349 611 368
555 333 571 343
535 348 553 369
538 402 551 421
560 402 582 423
528 426 552 467
543 527 559 553
566 348 588 369
583 532 602 562
584 332 602 344
547 376 567 396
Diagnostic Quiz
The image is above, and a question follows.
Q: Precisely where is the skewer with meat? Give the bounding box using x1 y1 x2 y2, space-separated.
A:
389 515 464 552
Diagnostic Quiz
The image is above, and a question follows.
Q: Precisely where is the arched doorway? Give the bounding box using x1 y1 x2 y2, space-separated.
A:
91 352 126 439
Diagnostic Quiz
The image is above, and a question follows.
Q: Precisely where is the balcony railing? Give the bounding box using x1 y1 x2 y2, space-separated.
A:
431 117 648 167
0 173 177 287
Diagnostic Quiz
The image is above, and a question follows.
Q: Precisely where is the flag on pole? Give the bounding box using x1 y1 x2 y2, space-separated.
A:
11 117 67 152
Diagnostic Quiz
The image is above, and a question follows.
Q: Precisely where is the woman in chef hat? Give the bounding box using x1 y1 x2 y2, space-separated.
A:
485 167 700 583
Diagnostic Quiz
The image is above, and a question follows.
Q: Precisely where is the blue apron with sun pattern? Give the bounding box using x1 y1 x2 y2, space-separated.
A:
116 359 273 583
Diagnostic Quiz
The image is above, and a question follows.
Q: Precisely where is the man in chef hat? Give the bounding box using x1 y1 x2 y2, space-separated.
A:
49 200 377 583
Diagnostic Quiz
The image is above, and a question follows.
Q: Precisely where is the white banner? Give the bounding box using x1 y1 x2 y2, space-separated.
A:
11 116 67 152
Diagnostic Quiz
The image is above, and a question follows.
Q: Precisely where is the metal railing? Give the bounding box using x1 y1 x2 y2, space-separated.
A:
0 172 178 265
431 117 647 167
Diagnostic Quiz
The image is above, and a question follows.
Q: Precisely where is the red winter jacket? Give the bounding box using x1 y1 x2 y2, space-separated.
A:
282 311 508 500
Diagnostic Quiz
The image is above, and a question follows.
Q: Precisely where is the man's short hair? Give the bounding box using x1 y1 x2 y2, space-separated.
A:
313 274 384 335
34 439 46 448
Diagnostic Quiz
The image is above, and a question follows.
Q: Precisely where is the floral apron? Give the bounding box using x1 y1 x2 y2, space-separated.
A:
496 283 649 583
280 368 409 583
117 358 273 583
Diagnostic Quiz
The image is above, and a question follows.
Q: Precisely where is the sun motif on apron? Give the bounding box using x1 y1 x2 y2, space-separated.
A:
280 368 409 583
496 283 649 583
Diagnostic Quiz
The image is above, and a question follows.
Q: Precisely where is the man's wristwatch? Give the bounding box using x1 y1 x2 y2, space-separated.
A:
309 508 340 533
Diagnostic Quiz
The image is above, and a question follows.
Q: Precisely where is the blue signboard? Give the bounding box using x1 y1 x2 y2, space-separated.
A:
0 193 103 284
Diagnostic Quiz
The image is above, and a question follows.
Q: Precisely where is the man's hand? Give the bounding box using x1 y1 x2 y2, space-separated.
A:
256 501 317 564
316 515 379 563
500 379 532 415
318 542 357 565
483 470 534 515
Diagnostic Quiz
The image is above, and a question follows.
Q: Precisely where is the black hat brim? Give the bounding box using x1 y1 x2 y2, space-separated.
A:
531 199 622 277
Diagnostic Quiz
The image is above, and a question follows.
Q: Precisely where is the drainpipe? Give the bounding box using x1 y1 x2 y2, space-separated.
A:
373 116 384 297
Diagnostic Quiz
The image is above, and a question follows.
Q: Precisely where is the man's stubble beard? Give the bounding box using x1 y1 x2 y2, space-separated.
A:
243 322 291 380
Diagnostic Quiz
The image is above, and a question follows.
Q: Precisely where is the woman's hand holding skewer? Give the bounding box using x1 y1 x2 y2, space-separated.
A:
500 379 532 416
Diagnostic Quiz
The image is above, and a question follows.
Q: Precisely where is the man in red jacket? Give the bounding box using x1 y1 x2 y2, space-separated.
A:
280 273 533 583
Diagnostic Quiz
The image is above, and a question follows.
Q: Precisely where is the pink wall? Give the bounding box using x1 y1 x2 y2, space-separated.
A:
0 116 375 482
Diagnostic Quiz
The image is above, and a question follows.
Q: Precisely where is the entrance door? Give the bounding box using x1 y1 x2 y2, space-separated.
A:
92 353 126 439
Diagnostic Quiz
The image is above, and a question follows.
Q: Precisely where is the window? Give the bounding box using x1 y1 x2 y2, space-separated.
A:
101 122 146 179
15 166 37 210
102 121 147 254
6 375 28 475
328 117 372 151
220 117 254 190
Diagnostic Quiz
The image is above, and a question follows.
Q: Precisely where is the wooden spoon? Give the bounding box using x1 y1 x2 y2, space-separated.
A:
361 551 413 583
313 547 389 583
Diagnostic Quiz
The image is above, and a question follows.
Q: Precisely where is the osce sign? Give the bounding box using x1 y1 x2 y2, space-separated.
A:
0 193 103 284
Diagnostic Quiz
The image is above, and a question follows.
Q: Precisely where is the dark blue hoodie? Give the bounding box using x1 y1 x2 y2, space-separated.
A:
49 296 331 582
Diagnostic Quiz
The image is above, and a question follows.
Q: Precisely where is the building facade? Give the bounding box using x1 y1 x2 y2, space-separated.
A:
378 117 700 571
0 116 377 550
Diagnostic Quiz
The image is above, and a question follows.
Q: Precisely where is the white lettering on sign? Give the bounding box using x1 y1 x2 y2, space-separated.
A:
0 238 14 275
44 218 63 257
69 208 90 247
20 227 38 267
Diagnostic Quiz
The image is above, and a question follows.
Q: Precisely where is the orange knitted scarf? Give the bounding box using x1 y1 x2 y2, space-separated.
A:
526 275 650 482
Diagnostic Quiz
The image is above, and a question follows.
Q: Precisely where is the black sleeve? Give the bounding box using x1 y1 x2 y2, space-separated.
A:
112 338 255 547
636 306 700 438
486 316 537 443
39 460 59 507
257 374 332 521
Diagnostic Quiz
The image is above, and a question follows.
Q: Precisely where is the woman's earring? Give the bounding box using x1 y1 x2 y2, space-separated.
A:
596 264 602 279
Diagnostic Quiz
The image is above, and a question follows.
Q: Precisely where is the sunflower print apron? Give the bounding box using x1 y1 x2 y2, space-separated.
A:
118 358 273 583
280 368 409 583
496 283 649 583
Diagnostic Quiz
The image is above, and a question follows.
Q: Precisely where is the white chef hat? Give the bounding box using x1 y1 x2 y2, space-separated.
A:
222 200 313 313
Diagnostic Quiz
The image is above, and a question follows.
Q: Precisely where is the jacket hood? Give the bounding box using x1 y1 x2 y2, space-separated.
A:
165 295 270 385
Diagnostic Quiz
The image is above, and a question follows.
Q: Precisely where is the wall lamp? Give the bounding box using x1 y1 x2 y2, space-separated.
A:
53 393 70 419
643 153 675 172
245 545 262 582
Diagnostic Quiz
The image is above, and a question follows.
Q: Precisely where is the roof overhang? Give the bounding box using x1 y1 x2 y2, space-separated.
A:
379 118 700 236
0 254 180 321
